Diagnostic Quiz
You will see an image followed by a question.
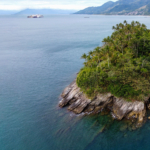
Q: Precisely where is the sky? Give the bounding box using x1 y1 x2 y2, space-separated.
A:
0 0 118 11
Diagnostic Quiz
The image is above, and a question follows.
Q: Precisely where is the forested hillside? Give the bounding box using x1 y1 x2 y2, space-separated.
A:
75 0 150 15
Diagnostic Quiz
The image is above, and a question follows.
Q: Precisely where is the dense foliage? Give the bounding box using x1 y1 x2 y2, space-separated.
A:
77 21 150 101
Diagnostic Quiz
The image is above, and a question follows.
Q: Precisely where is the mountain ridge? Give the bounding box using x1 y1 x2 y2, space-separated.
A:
75 0 150 15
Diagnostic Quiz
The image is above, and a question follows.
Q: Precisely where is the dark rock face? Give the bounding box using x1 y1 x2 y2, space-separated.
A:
84 105 95 113
59 81 147 123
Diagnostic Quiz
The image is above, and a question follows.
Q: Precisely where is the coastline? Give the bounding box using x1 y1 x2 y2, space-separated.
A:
59 79 150 128
72 14 150 17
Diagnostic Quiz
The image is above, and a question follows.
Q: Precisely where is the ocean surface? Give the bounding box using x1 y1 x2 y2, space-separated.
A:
0 15 150 150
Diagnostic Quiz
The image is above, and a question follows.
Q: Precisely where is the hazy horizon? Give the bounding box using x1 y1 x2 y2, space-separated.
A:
0 0 118 11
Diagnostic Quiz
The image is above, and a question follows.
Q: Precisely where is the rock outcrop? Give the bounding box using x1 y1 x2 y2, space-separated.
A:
112 97 146 122
59 80 147 123
59 81 91 114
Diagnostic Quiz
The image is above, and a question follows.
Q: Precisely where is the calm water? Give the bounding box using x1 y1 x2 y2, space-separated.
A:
0 15 150 150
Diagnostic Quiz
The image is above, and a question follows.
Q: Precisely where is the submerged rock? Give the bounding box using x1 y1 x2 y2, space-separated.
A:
120 124 128 131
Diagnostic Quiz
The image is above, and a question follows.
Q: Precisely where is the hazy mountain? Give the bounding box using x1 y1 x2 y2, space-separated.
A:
76 1 115 14
15 9 76 15
75 0 150 15
0 10 18 15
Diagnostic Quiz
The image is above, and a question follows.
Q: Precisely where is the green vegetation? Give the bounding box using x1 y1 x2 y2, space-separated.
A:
75 0 150 15
77 21 150 101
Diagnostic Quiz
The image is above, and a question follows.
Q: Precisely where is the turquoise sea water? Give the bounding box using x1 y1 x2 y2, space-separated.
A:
1 15 150 150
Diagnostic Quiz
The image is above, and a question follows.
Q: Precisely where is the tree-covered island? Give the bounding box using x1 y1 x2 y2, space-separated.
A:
77 20 150 101
59 21 150 127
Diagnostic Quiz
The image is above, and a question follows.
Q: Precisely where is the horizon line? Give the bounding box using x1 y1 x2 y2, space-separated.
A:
0 8 80 11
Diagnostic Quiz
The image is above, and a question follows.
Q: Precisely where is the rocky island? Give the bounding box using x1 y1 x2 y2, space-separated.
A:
59 21 150 125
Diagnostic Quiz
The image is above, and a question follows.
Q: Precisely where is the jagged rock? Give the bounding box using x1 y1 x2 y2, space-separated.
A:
93 96 113 114
68 99 82 111
84 105 95 113
90 93 112 106
75 94 91 113
61 81 76 98
65 86 80 101
60 81 91 114
72 94 91 114
61 86 72 98
127 110 146 123
59 81 80 107
73 99 91 114
94 106 103 113
113 97 145 122
69 99 77 105
59 98 67 108
59 80 147 124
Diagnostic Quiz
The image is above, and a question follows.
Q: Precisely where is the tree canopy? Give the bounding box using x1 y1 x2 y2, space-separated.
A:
77 21 150 101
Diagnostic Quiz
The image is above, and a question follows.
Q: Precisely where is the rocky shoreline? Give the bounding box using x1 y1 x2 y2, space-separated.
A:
59 80 150 124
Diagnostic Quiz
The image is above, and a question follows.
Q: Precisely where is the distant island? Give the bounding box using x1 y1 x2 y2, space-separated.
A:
59 21 150 129
75 0 150 15
27 15 43 18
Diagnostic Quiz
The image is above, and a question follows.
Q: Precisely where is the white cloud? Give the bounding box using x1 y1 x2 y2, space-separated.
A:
0 0 118 10
0 5 22 10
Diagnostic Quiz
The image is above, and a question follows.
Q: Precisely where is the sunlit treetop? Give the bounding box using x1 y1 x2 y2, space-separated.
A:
77 20 150 101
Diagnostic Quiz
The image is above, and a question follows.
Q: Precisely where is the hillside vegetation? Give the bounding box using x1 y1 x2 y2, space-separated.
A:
77 21 150 101
75 0 150 15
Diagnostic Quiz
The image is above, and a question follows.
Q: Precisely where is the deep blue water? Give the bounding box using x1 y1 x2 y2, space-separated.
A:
0 15 150 150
